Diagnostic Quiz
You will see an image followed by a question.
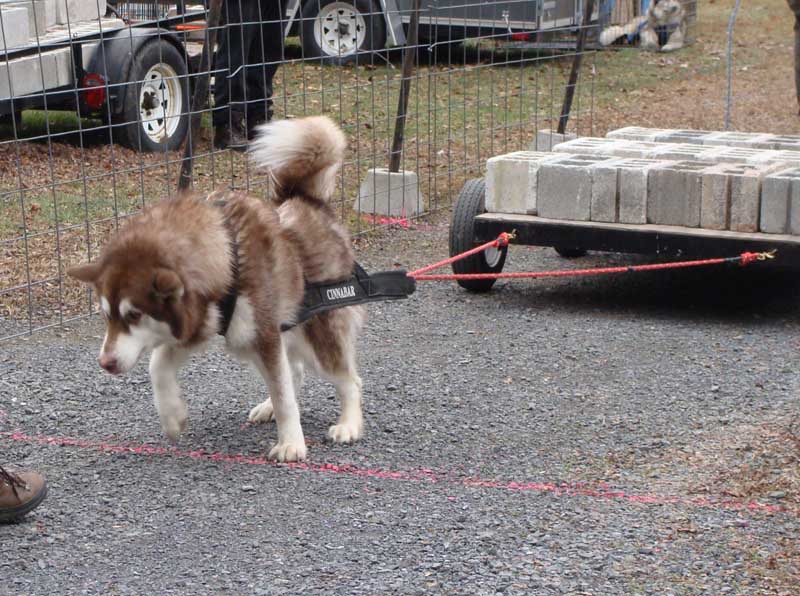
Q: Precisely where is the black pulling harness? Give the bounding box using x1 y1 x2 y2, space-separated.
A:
215 209 415 336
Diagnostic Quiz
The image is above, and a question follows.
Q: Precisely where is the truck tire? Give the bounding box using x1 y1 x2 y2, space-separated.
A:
113 39 189 152
301 0 386 64
449 178 507 293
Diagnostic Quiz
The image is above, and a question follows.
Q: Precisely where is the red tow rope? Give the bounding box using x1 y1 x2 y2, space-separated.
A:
407 233 776 282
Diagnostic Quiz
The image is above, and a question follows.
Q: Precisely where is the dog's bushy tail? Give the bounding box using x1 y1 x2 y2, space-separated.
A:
249 116 347 203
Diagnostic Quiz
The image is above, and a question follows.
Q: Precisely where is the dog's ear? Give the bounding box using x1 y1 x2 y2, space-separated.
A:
67 262 101 284
151 268 184 302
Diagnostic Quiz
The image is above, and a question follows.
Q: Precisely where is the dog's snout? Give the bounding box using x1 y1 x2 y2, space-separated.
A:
99 355 119 374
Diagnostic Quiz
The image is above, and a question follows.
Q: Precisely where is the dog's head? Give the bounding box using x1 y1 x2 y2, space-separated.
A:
68 256 185 375
651 0 683 22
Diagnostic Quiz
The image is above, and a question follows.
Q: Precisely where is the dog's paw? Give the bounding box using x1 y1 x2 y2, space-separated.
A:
268 440 307 462
328 421 363 444
160 408 188 443
248 399 275 423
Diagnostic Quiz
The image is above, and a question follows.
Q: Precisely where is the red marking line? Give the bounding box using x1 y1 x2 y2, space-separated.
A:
4 431 794 517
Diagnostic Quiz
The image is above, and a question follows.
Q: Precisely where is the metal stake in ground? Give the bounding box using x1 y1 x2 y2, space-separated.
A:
557 0 595 135
388 0 421 173
178 0 223 192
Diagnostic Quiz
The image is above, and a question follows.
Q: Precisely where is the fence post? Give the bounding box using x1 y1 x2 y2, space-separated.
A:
557 0 595 135
388 0 421 173
178 0 223 192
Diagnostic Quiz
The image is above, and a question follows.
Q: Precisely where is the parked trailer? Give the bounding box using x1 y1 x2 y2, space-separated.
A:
0 0 604 152
0 1 205 151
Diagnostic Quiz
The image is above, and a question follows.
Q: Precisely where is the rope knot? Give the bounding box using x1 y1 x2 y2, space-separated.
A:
739 250 776 266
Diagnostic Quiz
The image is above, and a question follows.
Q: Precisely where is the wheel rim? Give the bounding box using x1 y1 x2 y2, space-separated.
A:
314 2 367 57
138 62 182 143
484 246 503 268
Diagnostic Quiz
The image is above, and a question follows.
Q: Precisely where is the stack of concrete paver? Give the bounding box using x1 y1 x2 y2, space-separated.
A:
0 0 102 51
486 128 800 234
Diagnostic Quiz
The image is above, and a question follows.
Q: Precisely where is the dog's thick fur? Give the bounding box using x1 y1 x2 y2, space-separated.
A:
599 0 687 53
68 116 364 462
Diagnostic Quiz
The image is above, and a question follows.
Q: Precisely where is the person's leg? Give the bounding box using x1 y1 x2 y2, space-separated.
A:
212 0 249 149
0 465 47 523
244 0 284 137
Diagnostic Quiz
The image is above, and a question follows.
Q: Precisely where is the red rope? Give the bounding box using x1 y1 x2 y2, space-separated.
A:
407 232 513 277
407 235 775 282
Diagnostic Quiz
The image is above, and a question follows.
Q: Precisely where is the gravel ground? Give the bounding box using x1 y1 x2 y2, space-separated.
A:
2 223 799 595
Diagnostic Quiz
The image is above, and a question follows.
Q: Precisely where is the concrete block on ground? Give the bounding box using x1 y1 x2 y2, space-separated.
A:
0 6 30 50
55 0 100 24
701 131 778 150
606 127 672 142
537 155 616 222
532 129 578 151
552 137 622 156
355 168 425 218
613 158 671 224
760 167 800 234
653 129 711 145
647 161 709 227
485 151 565 215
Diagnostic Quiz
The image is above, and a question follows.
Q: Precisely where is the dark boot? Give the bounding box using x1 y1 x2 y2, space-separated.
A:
213 120 249 152
0 466 47 523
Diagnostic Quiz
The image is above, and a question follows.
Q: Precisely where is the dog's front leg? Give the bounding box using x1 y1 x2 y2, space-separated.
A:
252 338 307 462
149 345 192 442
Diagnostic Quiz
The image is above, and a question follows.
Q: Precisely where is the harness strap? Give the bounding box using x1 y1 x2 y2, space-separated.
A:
280 263 416 332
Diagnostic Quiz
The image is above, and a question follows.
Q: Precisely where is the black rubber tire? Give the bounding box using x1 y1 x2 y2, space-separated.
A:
554 246 588 259
301 0 386 65
449 178 508 293
113 40 189 152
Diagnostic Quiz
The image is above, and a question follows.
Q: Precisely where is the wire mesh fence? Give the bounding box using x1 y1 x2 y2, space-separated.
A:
0 0 602 340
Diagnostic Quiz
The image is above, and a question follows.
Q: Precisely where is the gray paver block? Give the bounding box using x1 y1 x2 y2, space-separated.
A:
701 131 778 150
0 6 30 50
485 151 562 215
537 156 615 221
7 0 47 36
588 161 618 222
700 163 779 232
552 137 622 156
56 0 99 24
760 167 800 234
0 47 70 98
653 130 711 145
763 135 800 152
647 161 709 227
532 129 577 151
606 127 672 142
614 158 671 224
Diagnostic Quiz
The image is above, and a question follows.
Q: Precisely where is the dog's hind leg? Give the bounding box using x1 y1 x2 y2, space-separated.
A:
303 308 365 444
251 335 307 462
248 344 305 424
149 344 194 442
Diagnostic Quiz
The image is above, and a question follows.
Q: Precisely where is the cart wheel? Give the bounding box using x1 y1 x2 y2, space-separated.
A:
554 246 587 258
113 40 189 152
449 178 507 293
301 0 386 65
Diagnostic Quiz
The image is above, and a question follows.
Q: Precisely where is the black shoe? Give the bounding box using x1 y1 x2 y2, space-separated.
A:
213 124 248 152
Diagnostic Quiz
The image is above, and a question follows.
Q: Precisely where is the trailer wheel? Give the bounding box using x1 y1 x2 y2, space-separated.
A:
449 178 507 293
114 40 189 152
554 246 588 258
301 0 386 64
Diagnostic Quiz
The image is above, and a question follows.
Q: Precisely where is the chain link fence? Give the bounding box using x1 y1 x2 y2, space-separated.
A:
0 0 603 339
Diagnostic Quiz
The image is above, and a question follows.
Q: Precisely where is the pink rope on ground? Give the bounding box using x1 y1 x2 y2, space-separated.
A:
3 431 793 517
